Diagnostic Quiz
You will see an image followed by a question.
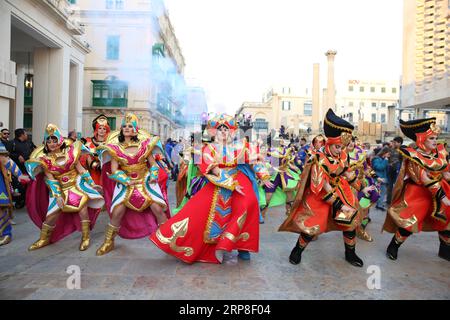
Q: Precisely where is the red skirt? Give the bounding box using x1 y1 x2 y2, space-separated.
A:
150 171 259 264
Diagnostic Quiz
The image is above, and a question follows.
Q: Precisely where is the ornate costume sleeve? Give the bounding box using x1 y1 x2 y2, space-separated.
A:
309 161 326 195
45 178 62 198
149 164 159 182
252 163 271 181
80 171 97 187
4 158 23 178
406 160 447 222
199 144 237 191
198 144 218 175
108 170 131 185
321 188 344 210
346 171 364 191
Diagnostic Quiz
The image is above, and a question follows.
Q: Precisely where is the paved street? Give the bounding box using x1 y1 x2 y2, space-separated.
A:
0 181 449 300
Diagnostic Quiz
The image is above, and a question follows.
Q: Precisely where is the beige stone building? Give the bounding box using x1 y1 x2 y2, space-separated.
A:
337 79 400 125
0 0 90 144
75 0 186 142
401 0 450 132
237 86 313 139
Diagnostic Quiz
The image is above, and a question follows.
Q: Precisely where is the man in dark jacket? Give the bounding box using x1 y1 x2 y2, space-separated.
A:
0 129 12 153
9 129 35 209
10 129 36 174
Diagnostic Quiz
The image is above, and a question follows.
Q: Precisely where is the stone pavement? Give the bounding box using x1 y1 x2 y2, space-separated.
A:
0 181 449 300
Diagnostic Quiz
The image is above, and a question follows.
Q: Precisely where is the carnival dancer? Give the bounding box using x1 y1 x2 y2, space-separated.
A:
279 109 367 267
0 142 29 246
297 137 310 169
172 133 213 215
95 113 169 256
25 124 104 251
347 137 379 242
175 135 194 208
260 138 300 219
150 114 272 263
383 117 450 261
80 114 110 185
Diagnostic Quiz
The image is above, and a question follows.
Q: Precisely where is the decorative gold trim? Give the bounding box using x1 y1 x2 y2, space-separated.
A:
324 117 353 133
203 187 220 244
155 217 193 257
400 119 435 128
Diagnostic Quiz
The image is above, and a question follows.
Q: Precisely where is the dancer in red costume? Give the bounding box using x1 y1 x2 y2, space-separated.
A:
96 113 169 256
150 114 272 264
383 117 450 261
80 114 110 185
279 109 366 267
25 124 104 251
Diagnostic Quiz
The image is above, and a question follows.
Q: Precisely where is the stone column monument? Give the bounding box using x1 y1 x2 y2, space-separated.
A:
325 50 337 113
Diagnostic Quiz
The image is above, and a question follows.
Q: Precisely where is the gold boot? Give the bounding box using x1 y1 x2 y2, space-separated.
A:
79 220 91 251
0 235 11 246
28 223 54 251
356 227 373 242
96 224 119 256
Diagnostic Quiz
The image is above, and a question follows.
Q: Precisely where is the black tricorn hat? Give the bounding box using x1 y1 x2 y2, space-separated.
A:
323 108 354 138
399 117 437 141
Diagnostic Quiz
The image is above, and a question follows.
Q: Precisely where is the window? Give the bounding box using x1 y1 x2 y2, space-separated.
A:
348 112 353 122
381 114 386 123
24 113 32 129
371 102 376 108
371 114 376 122
107 117 117 130
348 85 354 92
152 43 165 57
303 102 312 116
282 87 291 94
370 87 375 93
254 119 269 130
381 87 386 93
282 101 291 111
107 36 120 60
392 87 397 93
349 101 354 107
106 0 123 9
106 0 114 9
359 86 365 92
381 102 386 108
92 79 128 107
115 0 124 9
359 101 364 107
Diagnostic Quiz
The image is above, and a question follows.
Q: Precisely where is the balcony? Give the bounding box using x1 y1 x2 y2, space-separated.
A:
92 79 128 108
253 119 269 130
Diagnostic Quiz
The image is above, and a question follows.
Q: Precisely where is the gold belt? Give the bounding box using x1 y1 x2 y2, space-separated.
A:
122 163 148 180
56 169 78 189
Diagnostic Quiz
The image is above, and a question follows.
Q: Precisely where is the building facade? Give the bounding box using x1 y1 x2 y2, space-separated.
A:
337 79 400 125
75 0 186 142
401 0 450 131
237 86 313 139
0 0 90 144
